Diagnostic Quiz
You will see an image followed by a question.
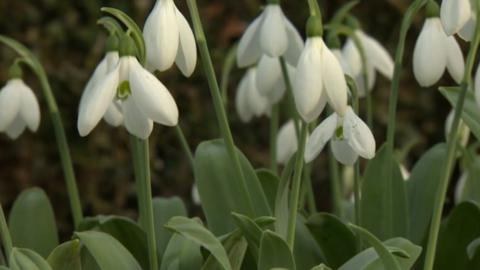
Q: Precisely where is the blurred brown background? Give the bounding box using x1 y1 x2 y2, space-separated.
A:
0 0 461 237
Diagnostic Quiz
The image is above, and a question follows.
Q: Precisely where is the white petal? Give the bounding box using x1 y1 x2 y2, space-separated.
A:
175 8 197 77
122 97 153 139
269 63 294 103
283 18 304 65
245 68 269 116
440 0 472 35
79 55 109 112
103 101 123 127
0 79 23 131
237 14 263 67
192 184 201 205
358 31 394 79
343 107 376 159
293 38 323 123
143 0 179 72
413 18 448 87
277 120 298 164
322 43 348 116
445 36 465 83
342 39 362 77
332 49 351 75
260 5 288 57
454 172 468 204
106 51 120 72
331 140 359 166
475 66 480 108
77 64 119 136
19 83 40 131
304 113 337 163
129 58 179 126
5 115 26 139
235 71 254 122
256 55 282 97
459 15 476 41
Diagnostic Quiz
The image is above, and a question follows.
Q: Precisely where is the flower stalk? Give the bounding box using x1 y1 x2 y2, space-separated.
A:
270 104 280 174
0 203 12 265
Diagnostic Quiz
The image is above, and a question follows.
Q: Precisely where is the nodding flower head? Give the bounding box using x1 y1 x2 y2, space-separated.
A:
235 67 269 123
440 0 472 36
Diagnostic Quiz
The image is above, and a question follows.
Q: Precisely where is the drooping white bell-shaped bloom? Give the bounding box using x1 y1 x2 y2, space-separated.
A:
78 55 179 139
236 4 304 68
305 106 375 165
235 68 269 123
293 37 348 122
143 0 197 76
444 109 470 147
276 120 298 164
440 0 472 36
255 55 295 104
413 17 465 87
341 30 393 96
0 79 41 139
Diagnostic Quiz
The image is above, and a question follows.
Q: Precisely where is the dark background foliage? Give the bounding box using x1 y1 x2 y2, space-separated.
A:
0 0 459 237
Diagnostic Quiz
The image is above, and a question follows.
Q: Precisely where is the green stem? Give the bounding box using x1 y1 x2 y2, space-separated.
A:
423 5 480 269
175 125 194 167
270 104 279 174
220 45 238 108
328 148 344 218
130 136 158 270
304 163 317 214
286 122 308 249
307 0 322 17
0 204 12 265
279 57 300 136
349 74 361 226
186 0 256 215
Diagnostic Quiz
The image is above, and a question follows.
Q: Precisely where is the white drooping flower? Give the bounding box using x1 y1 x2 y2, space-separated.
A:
413 17 465 87
78 38 179 139
0 79 41 139
236 3 304 67
293 36 348 122
143 0 197 76
445 109 470 147
276 120 298 164
305 106 376 166
440 0 472 36
235 68 269 123
341 30 394 96
255 55 296 104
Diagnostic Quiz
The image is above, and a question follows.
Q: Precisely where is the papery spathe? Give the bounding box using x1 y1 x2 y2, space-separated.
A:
235 68 269 123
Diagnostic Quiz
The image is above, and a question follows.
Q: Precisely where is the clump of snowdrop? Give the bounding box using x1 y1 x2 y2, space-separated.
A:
276 120 298 164
440 0 473 38
293 15 348 123
143 0 197 76
78 34 179 139
305 106 376 166
236 0 304 68
0 64 41 139
413 1 465 87
235 67 269 123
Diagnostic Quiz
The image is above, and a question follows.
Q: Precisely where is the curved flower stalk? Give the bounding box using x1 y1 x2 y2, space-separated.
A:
304 106 376 166
276 120 298 164
256 55 296 103
78 35 179 140
236 0 304 68
413 4 465 87
440 0 472 36
0 69 40 139
235 67 269 123
143 0 197 76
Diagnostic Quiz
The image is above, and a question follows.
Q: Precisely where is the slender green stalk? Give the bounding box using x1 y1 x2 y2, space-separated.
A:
286 122 308 249
307 0 321 17
0 204 12 265
328 148 344 218
279 57 300 135
220 45 238 108
270 104 279 174
423 5 480 269
175 125 194 167
186 0 255 215
304 163 317 214
349 75 361 226
130 136 158 270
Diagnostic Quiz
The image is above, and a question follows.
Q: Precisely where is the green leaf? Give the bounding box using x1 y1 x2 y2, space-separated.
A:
293 217 325 270
10 248 52 270
201 231 247 270
258 230 296 270
8 188 59 257
47 240 81 270
467 237 480 260
457 159 480 205
406 143 447 244
160 233 202 270
360 145 408 240
274 155 296 238
257 169 279 211
435 202 480 270
311 264 332 270
307 213 357 268
74 231 142 270
165 216 232 270
194 139 271 235
338 238 421 270
231 213 263 259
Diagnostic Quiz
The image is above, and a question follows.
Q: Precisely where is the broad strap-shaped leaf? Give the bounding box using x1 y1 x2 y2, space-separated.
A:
274 154 296 238
160 233 202 270
47 240 82 270
256 169 280 211
201 231 248 270
440 87 480 140
457 159 480 205
293 217 325 270
231 213 264 259
360 144 408 240
9 248 52 270
258 230 296 270
165 216 232 270
194 139 271 235
406 143 447 244
9 188 59 257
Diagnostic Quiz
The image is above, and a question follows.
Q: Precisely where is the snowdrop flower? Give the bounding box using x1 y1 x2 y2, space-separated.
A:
440 0 472 36
276 120 298 164
143 0 197 76
78 35 179 139
305 106 376 166
293 16 348 123
0 72 40 139
413 3 465 87
235 68 269 122
255 55 295 103
236 0 304 68
445 109 470 147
